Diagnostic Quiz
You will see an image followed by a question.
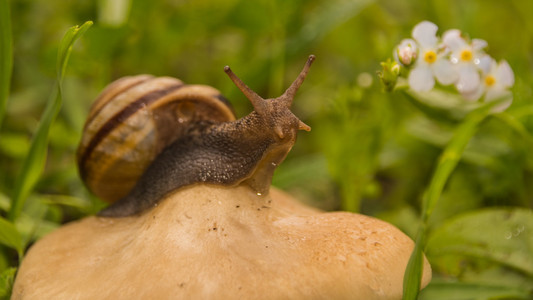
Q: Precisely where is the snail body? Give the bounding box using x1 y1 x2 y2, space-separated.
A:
78 56 314 217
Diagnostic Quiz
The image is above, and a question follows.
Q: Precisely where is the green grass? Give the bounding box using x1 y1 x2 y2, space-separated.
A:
0 0 13 131
0 20 92 296
8 21 92 222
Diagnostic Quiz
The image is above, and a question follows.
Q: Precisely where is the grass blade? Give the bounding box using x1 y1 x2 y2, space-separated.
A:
403 230 426 299
8 21 93 222
0 0 13 130
57 21 93 82
0 217 23 259
0 267 17 298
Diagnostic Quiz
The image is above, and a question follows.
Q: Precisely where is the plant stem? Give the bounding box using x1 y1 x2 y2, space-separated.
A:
0 0 13 131
8 21 92 222
402 100 497 300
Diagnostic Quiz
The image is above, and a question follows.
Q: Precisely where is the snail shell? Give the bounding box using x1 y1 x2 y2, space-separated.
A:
77 75 235 203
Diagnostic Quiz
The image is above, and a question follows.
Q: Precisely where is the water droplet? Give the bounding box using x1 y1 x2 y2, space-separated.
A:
451 57 458 64
271 162 277 166
256 192 262 196
474 58 480 65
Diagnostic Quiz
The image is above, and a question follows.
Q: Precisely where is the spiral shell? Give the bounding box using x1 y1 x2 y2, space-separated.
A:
77 75 235 203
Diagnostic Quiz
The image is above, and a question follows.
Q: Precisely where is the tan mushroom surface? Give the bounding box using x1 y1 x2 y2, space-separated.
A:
12 185 431 299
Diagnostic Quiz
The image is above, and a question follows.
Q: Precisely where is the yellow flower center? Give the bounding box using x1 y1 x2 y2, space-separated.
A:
460 49 473 62
424 51 437 64
485 75 496 86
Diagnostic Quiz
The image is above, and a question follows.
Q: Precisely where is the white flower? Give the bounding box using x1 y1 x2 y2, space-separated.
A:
408 21 458 92
395 39 418 66
442 29 488 97
383 20 514 110
462 59 514 112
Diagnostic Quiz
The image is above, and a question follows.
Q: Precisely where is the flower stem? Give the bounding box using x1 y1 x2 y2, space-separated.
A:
402 98 498 300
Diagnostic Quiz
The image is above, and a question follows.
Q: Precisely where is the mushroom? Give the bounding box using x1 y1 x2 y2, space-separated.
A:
12 185 431 299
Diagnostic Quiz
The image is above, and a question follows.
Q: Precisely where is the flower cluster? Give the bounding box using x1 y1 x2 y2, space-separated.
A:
389 21 514 111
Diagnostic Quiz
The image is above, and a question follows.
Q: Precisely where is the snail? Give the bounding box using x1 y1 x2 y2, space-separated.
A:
77 55 315 217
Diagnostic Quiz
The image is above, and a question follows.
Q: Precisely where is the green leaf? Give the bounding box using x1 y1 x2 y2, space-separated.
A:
13 193 55 247
8 21 92 222
427 208 533 276
0 0 13 130
0 217 23 258
419 280 532 300
16 212 59 246
0 193 10 212
0 267 16 299
39 194 93 210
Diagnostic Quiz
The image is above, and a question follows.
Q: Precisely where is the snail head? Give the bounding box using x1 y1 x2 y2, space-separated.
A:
223 55 314 142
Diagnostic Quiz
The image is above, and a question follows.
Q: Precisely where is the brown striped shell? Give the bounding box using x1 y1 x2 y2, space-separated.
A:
77 75 236 203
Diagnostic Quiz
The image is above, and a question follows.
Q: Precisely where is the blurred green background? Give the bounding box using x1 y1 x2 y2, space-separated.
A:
1 0 533 298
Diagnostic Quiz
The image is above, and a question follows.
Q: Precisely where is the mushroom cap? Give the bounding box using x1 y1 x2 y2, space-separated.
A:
12 185 431 299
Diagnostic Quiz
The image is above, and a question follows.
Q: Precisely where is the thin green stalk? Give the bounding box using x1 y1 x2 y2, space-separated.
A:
8 21 93 222
267 0 286 98
0 0 13 131
341 176 360 212
402 100 501 300
0 216 23 261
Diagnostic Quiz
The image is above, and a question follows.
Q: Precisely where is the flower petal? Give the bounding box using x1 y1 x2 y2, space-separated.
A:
496 60 514 87
456 64 480 94
408 65 435 91
432 58 458 85
477 55 492 74
485 87 506 101
412 21 438 48
486 89 513 112
472 39 488 51
461 84 485 101
442 29 465 51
